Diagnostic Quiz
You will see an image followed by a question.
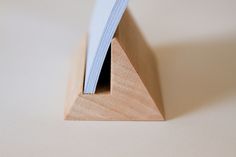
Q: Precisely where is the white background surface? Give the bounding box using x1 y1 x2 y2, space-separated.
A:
1 0 236 157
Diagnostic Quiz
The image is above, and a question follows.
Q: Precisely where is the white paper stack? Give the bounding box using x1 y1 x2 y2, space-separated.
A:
84 0 129 94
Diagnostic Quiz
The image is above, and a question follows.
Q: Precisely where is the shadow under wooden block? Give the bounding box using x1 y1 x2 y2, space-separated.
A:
65 10 164 121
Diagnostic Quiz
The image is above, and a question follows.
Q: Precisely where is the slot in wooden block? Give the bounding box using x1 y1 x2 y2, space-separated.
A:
65 10 165 120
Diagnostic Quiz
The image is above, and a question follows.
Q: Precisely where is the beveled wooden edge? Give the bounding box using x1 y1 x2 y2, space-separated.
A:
64 36 87 118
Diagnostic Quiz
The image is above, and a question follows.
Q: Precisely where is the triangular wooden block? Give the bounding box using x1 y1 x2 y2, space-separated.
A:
65 10 164 120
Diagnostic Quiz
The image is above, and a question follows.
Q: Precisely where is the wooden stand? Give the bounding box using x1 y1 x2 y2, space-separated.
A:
65 10 165 120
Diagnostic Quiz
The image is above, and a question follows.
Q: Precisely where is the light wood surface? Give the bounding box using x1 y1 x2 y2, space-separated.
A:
65 10 164 120
116 10 164 115
64 36 87 118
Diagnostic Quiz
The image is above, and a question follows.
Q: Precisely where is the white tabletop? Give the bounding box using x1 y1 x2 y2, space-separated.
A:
1 0 236 157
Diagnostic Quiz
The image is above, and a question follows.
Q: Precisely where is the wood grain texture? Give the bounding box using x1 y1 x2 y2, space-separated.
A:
116 10 165 116
65 9 164 120
64 36 87 117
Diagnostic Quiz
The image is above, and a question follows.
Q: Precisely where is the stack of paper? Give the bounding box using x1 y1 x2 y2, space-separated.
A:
84 0 129 94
